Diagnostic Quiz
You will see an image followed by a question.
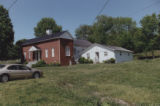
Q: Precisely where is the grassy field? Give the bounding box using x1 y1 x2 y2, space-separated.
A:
0 59 160 105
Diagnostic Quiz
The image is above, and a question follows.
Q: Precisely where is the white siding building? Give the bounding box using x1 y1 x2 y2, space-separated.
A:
81 43 133 63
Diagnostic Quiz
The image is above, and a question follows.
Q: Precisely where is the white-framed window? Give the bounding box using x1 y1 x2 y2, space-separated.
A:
87 53 90 59
29 52 31 59
120 51 122 56
52 48 55 57
24 52 26 59
45 49 48 58
104 52 108 56
65 46 70 56
128 53 130 56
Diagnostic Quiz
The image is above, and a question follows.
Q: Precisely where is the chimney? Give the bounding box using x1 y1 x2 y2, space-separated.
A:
46 29 52 35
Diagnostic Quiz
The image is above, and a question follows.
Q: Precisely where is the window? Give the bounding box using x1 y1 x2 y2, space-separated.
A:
18 65 28 70
24 52 26 59
104 52 108 56
29 52 31 59
52 48 55 57
128 53 130 56
87 53 90 59
7 65 18 70
45 49 48 58
0 65 5 69
120 52 122 56
65 46 70 56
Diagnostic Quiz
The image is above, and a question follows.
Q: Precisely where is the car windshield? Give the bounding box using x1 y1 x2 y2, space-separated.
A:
0 64 5 69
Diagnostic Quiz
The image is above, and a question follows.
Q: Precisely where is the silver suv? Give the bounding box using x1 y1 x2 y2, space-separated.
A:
0 64 43 82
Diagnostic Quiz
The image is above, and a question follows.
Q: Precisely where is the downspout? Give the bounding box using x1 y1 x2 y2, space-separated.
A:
59 39 61 64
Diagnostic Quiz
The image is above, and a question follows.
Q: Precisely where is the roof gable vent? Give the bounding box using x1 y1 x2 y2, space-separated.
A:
46 29 52 35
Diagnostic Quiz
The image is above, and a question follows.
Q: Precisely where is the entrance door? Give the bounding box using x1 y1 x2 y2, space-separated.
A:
33 51 39 61
95 52 99 63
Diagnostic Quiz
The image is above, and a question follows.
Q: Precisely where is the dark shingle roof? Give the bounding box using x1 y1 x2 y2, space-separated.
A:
74 39 92 47
22 31 67 46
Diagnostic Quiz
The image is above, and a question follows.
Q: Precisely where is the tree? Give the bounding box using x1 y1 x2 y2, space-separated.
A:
14 39 27 59
140 13 159 58
34 18 62 37
133 28 146 53
0 5 14 60
86 15 137 49
75 25 92 40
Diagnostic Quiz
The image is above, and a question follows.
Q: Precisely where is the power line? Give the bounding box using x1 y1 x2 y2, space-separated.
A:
92 0 110 24
8 0 18 11
127 0 160 17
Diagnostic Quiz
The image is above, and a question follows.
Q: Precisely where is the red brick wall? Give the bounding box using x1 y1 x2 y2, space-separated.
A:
22 39 60 64
22 38 74 66
60 39 74 66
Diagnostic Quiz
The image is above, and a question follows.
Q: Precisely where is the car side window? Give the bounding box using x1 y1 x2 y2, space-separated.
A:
7 65 18 70
18 65 28 70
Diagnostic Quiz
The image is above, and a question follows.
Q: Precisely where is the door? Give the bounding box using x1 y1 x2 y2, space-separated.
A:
33 51 41 61
17 65 33 78
7 65 24 79
95 52 99 63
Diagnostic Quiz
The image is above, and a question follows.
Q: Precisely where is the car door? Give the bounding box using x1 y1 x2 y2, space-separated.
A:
17 65 33 78
7 65 24 79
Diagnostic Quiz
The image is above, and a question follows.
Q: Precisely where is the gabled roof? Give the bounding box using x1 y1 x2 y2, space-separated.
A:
22 31 73 46
81 43 133 54
74 39 92 47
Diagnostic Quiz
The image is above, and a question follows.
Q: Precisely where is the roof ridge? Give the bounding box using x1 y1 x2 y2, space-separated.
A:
22 31 69 46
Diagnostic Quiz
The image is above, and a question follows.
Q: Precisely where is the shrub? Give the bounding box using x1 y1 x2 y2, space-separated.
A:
23 61 28 65
49 62 61 66
78 57 93 64
104 58 115 64
32 60 47 68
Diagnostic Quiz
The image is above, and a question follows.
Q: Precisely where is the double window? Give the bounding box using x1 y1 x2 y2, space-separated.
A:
29 52 31 59
65 46 70 56
104 52 108 56
87 53 90 59
24 52 26 59
52 48 55 57
45 49 48 58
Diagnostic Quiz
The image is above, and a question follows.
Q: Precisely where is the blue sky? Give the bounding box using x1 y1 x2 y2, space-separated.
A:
0 0 160 42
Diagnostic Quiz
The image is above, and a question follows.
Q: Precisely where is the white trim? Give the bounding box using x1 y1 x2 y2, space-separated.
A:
29 52 31 59
24 52 26 59
52 48 55 57
45 49 48 58
59 40 61 64
29 46 40 52
65 46 70 56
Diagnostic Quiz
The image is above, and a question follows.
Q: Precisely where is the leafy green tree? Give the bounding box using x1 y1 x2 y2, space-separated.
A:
140 13 159 58
75 25 92 40
34 18 62 37
0 5 14 60
133 28 146 53
87 15 136 49
14 39 27 59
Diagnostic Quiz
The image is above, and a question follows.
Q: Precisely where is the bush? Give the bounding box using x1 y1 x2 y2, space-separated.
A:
32 61 61 68
32 60 47 68
49 62 61 66
78 57 93 64
24 61 28 65
104 58 115 64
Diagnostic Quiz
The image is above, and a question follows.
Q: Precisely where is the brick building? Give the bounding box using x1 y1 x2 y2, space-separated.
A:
22 31 74 66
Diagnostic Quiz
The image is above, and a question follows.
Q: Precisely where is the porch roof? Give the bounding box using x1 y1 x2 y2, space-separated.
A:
29 46 40 52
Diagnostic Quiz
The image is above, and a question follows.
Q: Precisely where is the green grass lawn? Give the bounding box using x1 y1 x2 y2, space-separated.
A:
0 59 160 105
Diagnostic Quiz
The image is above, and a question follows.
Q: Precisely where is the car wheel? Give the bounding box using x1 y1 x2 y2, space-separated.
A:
33 72 40 79
1 74 9 82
